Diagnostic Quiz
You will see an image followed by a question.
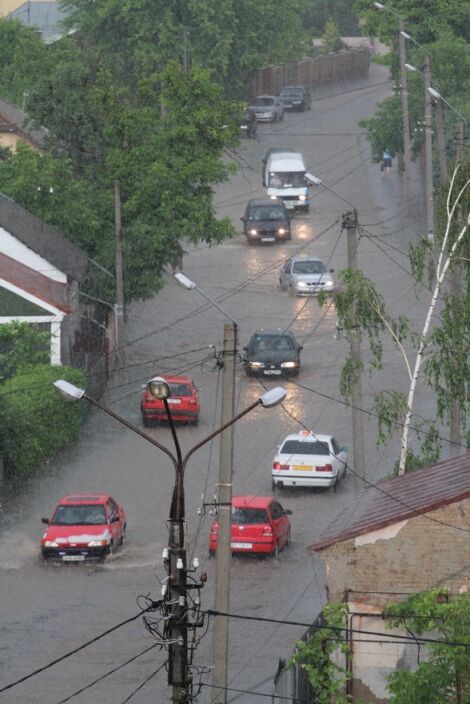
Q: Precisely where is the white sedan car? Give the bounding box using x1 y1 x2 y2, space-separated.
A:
279 256 335 296
272 431 347 489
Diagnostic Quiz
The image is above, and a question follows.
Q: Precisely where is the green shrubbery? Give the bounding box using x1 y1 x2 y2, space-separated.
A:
0 364 86 480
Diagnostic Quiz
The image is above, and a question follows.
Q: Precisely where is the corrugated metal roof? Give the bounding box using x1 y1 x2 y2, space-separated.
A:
309 454 470 551
0 193 88 281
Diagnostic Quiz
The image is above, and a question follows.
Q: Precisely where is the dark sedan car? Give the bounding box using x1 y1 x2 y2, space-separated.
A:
241 198 291 244
243 330 302 377
278 85 312 112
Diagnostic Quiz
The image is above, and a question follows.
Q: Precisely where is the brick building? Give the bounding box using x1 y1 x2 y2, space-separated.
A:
308 455 470 702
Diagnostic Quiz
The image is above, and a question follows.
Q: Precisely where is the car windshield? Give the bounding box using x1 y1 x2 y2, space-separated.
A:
248 206 285 221
280 440 330 455
51 505 107 525
253 97 274 106
292 261 327 275
252 335 294 352
269 172 305 187
232 507 269 524
168 383 192 397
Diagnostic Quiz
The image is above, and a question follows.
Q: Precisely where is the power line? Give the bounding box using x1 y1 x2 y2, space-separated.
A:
119 661 167 704
0 606 155 694
205 609 470 648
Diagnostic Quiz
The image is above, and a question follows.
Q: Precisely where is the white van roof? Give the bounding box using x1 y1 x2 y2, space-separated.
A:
267 151 305 172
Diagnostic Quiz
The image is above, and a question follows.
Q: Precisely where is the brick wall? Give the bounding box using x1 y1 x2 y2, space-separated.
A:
320 498 470 607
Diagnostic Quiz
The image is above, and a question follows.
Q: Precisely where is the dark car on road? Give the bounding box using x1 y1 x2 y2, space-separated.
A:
243 329 302 377
241 198 291 245
278 85 312 112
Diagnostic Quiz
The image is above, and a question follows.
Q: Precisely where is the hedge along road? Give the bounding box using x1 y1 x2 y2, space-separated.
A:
0 60 431 704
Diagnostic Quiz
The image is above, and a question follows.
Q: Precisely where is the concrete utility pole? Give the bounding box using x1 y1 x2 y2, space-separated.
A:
398 20 413 206
212 322 237 704
346 209 366 494
423 55 434 243
449 121 466 453
114 179 126 365
433 97 448 185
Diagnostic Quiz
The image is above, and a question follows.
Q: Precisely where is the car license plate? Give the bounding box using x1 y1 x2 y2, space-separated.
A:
294 465 312 471
264 369 281 375
167 399 181 404
231 542 252 549
261 237 275 242
62 555 85 562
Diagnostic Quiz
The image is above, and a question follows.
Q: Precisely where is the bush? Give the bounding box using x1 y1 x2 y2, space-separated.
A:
0 364 86 480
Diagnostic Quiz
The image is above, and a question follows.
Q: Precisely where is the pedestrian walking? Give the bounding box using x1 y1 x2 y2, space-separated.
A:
382 149 392 175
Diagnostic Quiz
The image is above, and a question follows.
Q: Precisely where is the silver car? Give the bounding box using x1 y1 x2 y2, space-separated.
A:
279 256 335 296
249 95 285 122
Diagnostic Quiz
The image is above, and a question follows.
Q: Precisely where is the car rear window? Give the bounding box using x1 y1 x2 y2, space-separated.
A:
292 261 326 275
52 505 107 525
253 97 274 106
280 440 330 455
168 383 192 397
232 507 270 524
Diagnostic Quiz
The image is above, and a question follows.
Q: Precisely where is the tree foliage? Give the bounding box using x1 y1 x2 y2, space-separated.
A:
0 321 50 380
0 364 86 480
385 589 470 704
290 602 352 704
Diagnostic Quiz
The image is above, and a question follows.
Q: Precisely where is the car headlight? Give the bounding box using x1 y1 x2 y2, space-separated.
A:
270 195 278 200
44 540 58 547
88 539 110 547
325 279 334 289
299 195 306 201
278 228 286 235
281 361 298 368
250 362 264 368
249 228 258 235
296 281 308 288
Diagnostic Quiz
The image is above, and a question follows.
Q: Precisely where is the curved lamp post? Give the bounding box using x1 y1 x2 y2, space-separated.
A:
53 379 286 703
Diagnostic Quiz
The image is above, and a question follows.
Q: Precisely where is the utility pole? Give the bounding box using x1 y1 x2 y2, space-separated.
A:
212 322 237 703
346 209 366 494
398 20 413 206
433 97 448 185
183 30 190 74
423 54 434 243
449 122 466 453
114 179 126 365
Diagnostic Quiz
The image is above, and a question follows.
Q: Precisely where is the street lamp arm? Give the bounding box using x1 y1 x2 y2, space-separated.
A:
182 398 261 470
83 393 179 473
174 272 238 327
305 172 357 210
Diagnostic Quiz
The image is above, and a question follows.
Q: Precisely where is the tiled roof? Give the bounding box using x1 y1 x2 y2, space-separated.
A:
309 454 470 551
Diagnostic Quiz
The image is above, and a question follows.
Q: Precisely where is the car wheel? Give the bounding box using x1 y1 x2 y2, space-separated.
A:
142 415 150 427
119 523 127 546
285 528 291 548
288 286 296 297
208 549 215 559
273 541 280 558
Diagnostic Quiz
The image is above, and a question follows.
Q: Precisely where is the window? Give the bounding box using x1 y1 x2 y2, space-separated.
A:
232 507 269 524
169 383 192 397
52 505 106 526
280 440 330 456
331 438 340 455
252 335 294 353
292 260 326 275
270 502 284 520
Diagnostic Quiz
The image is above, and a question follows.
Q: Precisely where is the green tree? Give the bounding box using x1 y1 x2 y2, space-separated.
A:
290 602 352 704
385 589 470 703
0 322 50 380
0 19 51 106
320 20 346 54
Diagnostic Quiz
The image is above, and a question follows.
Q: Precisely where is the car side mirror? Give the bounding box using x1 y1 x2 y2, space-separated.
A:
329 268 335 273
110 515 120 523
284 509 292 515
298 345 303 351
141 383 147 390
41 517 49 524
341 446 348 452
243 346 248 352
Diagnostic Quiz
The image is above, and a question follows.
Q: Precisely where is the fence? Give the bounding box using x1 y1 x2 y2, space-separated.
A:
253 47 370 97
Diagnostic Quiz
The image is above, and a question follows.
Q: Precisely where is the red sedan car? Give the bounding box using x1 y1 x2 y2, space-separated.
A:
41 494 126 562
209 495 291 557
141 375 200 427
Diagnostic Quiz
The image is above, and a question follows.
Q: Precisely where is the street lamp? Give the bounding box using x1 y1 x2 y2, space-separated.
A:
373 2 413 203
175 270 237 703
52 379 286 703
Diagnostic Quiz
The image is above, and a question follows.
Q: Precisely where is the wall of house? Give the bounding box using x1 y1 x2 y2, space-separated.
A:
0 133 19 151
320 499 470 607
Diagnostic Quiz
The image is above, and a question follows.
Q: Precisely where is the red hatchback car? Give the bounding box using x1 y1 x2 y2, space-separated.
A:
141 375 200 427
209 495 292 557
41 494 126 562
